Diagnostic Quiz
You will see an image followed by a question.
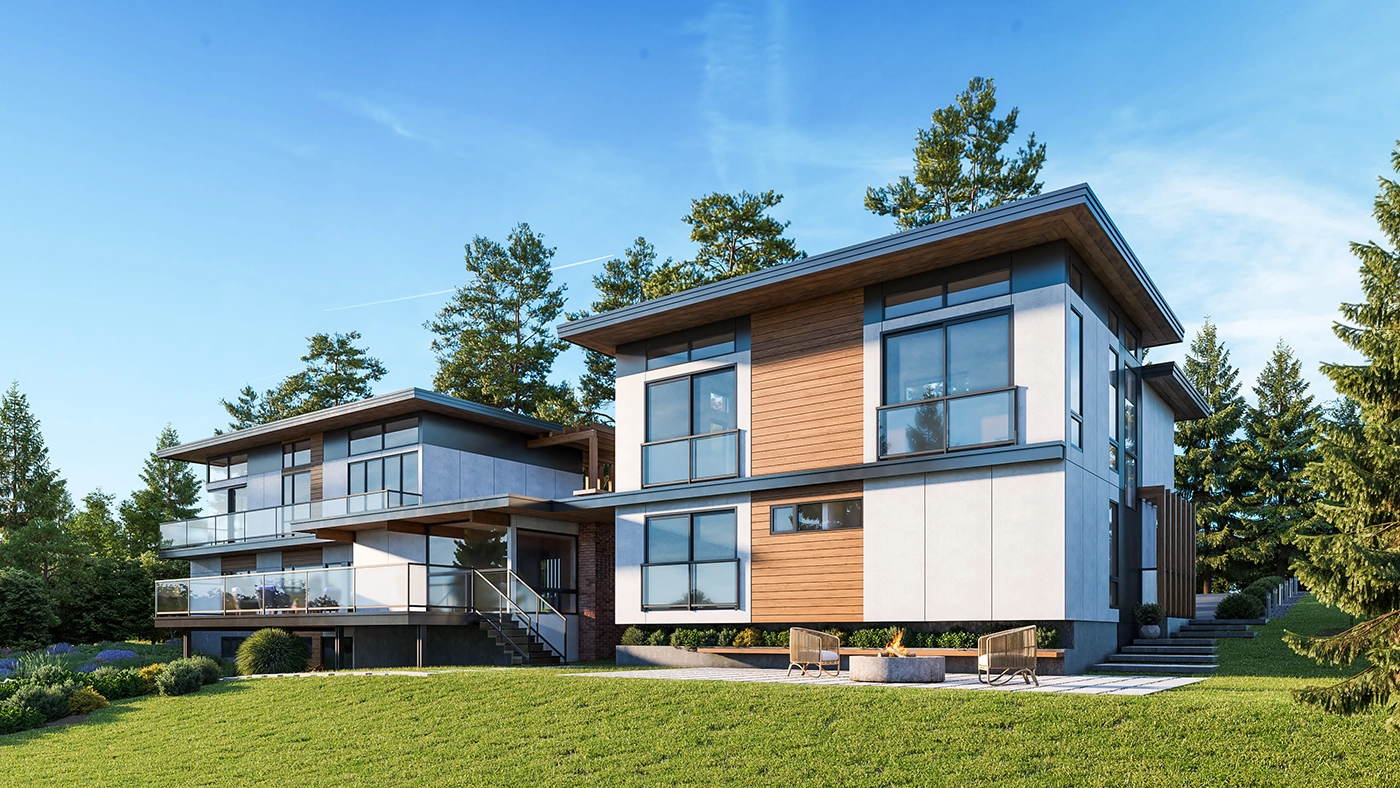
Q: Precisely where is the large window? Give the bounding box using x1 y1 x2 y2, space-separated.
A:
645 321 737 370
642 510 739 610
878 312 1014 457
642 368 738 485
882 267 1011 319
283 440 311 469
282 471 311 521
348 451 421 510
770 498 862 534
1069 309 1083 450
208 454 248 482
349 417 419 456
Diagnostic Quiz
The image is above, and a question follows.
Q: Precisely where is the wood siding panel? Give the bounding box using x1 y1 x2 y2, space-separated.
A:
1141 486 1197 619
750 289 865 475
750 481 864 623
221 554 256 574
280 547 325 569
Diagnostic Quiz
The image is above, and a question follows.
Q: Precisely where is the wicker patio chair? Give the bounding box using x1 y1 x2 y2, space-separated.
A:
977 625 1039 686
787 627 840 678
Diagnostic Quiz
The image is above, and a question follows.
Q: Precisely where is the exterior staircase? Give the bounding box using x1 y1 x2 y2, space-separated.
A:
478 615 565 666
1090 618 1261 675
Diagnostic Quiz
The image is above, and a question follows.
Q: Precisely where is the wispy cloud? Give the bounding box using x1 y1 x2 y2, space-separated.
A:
319 91 436 144
322 255 613 312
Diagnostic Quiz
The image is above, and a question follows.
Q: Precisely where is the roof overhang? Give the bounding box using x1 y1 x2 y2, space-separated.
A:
1140 362 1210 421
159 388 565 464
557 183 1184 355
290 495 614 537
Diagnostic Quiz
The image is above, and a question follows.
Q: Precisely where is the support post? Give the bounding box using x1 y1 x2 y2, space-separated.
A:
182 631 191 659
334 626 342 670
416 624 425 668
588 431 599 491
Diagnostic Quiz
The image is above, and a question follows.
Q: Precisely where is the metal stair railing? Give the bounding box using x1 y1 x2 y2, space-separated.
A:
469 568 568 663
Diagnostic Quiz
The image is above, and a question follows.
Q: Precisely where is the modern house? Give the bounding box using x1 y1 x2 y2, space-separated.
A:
153 389 623 668
154 183 1204 674
556 183 1206 673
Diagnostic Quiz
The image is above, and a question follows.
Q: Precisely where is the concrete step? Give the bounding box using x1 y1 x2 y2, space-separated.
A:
1106 653 1217 664
1181 623 1249 632
1122 645 1216 656
1178 630 1257 639
1090 662 1218 675
1190 618 1264 626
1140 637 1215 647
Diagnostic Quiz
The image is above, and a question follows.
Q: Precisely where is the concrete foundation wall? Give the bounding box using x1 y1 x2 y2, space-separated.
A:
1064 620 1119 674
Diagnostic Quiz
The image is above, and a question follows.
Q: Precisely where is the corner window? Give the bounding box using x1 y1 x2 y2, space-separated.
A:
645 321 737 370
349 417 419 456
208 454 248 483
642 510 738 610
877 312 1014 458
348 452 420 510
642 368 738 485
770 499 862 534
283 439 311 469
1069 309 1083 450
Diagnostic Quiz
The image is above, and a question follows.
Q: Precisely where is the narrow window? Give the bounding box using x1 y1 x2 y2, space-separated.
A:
1108 501 1120 609
947 268 1011 306
1069 309 1083 450
645 321 737 370
1124 366 1139 502
1108 347 1120 475
770 498 863 533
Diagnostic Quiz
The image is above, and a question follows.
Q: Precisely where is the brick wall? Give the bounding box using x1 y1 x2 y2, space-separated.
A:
578 521 626 662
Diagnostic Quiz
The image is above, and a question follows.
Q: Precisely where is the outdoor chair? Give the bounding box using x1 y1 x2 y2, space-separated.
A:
977 625 1039 686
787 627 840 678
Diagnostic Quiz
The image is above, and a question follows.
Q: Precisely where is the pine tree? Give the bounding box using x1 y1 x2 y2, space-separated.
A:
0 382 72 533
118 425 202 554
1239 341 1321 579
427 223 569 414
69 489 126 559
680 190 804 281
1174 319 1251 591
865 77 1048 230
575 238 663 415
1287 142 1400 729
220 332 387 429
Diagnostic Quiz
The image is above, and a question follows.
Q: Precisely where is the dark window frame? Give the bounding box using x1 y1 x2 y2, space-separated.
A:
881 266 1011 320
347 450 422 509
1069 308 1084 451
641 365 741 487
283 439 312 469
1109 500 1120 610
348 417 420 457
641 509 740 611
769 498 863 534
645 320 738 371
514 527 580 614
207 453 248 483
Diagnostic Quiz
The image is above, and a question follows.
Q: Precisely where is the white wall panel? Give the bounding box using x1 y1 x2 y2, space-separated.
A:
924 467 993 621
863 474 926 621
1012 286 1066 446
990 461 1065 620
1140 384 1176 490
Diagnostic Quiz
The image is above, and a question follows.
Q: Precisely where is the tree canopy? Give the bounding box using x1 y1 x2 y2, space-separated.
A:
221 331 387 430
0 382 72 532
118 424 202 555
576 237 662 415
865 76 1047 230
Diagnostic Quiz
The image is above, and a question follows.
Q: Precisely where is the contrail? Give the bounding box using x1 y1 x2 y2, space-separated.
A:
323 254 613 311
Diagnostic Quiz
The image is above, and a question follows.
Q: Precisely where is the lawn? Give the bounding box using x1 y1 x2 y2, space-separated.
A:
1 597 1395 787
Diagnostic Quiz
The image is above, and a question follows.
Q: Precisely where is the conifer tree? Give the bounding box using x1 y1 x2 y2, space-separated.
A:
576 238 662 415
1240 341 1321 579
69 489 126 558
221 331 387 429
1287 142 1400 729
427 223 569 414
118 425 202 554
1174 319 1251 591
0 382 72 533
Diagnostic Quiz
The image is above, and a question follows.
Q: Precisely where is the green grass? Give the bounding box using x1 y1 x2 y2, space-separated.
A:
1 599 1395 787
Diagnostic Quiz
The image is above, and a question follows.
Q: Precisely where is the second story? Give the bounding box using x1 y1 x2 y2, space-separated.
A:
559 184 1207 499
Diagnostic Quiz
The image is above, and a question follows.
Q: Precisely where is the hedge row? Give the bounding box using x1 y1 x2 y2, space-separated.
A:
620 624 1061 651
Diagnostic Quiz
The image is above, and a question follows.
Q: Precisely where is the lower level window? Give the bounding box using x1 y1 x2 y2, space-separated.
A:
770 498 863 533
1109 500 1120 610
642 510 738 610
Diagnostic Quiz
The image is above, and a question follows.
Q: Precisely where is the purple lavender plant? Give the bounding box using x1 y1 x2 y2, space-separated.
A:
0 668 12 678
94 649 139 663
44 643 78 655
0 658 17 671
77 664 99 673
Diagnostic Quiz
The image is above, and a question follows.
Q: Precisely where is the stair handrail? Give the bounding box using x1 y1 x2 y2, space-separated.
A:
469 568 568 662
477 610 533 665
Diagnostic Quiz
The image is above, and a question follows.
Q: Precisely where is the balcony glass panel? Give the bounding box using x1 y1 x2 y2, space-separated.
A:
244 509 277 540
642 564 690 608
155 580 189 614
691 432 737 480
263 571 308 611
427 568 469 610
692 561 738 607
878 401 946 456
190 577 225 614
642 440 688 486
308 568 353 611
947 389 1014 448
224 576 262 612
354 564 407 611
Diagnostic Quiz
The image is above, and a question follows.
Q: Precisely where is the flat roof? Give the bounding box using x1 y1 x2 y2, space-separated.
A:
557 183 1184 355
1140 362 1210 421
159 388 564 464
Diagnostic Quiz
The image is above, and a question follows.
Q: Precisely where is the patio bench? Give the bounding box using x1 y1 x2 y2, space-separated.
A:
787 627 840 678
977 625 1039 686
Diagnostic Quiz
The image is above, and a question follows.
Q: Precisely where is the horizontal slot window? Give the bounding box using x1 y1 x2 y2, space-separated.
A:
770 498 863 534
208 454 248 483
350 417 420 456
646 321 737 370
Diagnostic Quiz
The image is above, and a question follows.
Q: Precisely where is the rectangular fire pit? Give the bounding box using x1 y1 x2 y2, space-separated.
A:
849 654 946 683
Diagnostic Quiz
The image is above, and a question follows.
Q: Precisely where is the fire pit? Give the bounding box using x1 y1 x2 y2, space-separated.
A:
849 632 946 683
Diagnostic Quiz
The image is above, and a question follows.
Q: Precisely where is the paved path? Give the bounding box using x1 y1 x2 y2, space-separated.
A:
1196 593 1228 619
576 668 1204 696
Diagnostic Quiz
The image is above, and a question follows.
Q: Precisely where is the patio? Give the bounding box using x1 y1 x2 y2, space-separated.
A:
577 667 1205 696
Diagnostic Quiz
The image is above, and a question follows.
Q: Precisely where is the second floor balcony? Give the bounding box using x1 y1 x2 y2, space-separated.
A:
159 489 423 550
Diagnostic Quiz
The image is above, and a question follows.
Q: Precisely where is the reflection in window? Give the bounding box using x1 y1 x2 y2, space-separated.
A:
348 452 420 510
643 368 738 485
208 454 248 482
770 499 862 533
882 267 1010 318
645 321 737 370
947 268 1010 306
283 440 311 469
1069 309 1083 450
642 510 738 610
1108 348 1120 475
429 525 508 569
516 529 578 613
349 417 419 456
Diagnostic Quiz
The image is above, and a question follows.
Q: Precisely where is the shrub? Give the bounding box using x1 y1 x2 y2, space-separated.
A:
1134 603 1164 625
937 629 978 649
0 702 45 735
0 681 18 702
0 568 57 650
1036 626 1061 649
137 664 164 695
154 660 205 696
27 664 76 687
644 629 670 647
87 667 146 700
66 686 109 716
669 629 702 650
188 655 223 686
14 653 63 680
717 628 738 648
762 629 790 648
235 629 309 676
1215 592 1265 620
822 627 849 645
732 627 765 648
12 681 76 721
619 626 647 646
695 629 720 648
848 628 885 649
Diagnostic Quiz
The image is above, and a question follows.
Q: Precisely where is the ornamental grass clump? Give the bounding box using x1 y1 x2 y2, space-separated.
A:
65 686 109 716
154 660 205 696
235 629 308 676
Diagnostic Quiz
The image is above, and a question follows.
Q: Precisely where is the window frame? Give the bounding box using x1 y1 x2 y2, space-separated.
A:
348 417 420 457
283 439 312 469
641 509 740 611
640 365 741 487
644 320 738 371
347 450 421 508
207 454 248 483
1069 308 1084 451
769 498 863 534
1108 500 1120 610
881 266 1011 320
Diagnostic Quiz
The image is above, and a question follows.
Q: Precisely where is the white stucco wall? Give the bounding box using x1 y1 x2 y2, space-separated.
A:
1140 383 1176 490
1063 461 1119 623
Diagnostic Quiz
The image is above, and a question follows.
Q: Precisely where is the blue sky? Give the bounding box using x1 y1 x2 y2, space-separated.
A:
3 1 1398 504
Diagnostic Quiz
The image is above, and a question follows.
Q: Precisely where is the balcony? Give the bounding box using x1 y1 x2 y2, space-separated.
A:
876 386 1017 458
159 490 423 549
641 429 740 486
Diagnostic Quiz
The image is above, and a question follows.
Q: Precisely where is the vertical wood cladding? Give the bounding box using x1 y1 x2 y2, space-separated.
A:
750 481 864 623
309 433 324 500
1140 486 1197 619
749 289 865 475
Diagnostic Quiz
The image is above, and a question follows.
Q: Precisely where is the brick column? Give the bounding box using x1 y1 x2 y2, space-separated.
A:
578 521 626 662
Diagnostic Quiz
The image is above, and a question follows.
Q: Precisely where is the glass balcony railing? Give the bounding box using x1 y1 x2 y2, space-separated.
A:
876 387 1017 459
159 490 423 549
155 562 465 617
641 430 740 486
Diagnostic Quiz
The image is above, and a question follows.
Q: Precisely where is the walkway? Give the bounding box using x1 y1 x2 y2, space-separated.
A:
576 668 1204 696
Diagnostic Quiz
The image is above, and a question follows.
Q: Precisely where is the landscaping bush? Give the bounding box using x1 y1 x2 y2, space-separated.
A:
66 686 109 716
695 629 721 648
1242 576 1285 602
137 664 163 695
154 659 205 696
27 664 76 687
188 655 223 686
1215 592 1265 620
1036 626 1061 649
1134 603 1163 626
235 629 309 675
644 629 670 647
11 681 77 721
619 626 647 646
937 629 978 649
669 629 702 651
0 702 45 735
86 667 146 700
763 630 790 648
848 628 892 649
732 627 764 648
717 628 738 648
0 681 19 702
822 627 849 645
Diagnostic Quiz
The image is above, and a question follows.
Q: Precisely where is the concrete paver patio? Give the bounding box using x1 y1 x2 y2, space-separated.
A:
577 667 1205 696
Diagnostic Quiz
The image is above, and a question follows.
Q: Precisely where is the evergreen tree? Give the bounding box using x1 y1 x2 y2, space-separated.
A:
1239 340 1321 579
221 332 387 429
1287 142 1400 729
69 489 126 559
0 517 85 584
118 425 202 554
576 238 663 415
680 190 804 281
427 223 569 414
0 382 72 533
865 76 1048 230
1174 319 1251 591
